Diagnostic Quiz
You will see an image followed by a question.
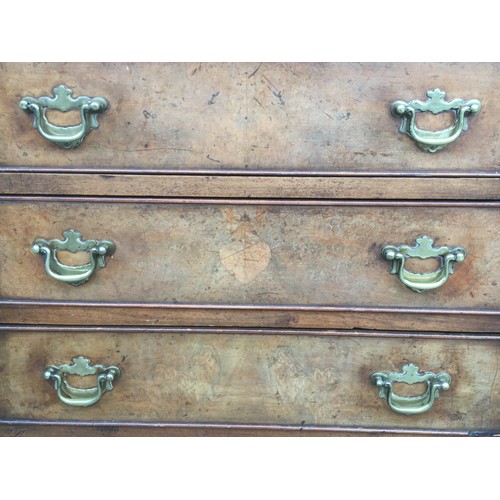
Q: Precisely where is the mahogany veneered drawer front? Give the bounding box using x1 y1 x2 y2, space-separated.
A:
1 329 499 432
0 62 498 174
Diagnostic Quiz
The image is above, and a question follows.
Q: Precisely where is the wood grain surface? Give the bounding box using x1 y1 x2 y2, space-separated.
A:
0 422 478 437
1 302 499 333
1 330 499 431
1 199 498 310
1 172 499 199
1 63 498 173
1 62 499 438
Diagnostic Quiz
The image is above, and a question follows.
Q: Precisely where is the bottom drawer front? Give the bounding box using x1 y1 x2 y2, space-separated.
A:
1 331 499 430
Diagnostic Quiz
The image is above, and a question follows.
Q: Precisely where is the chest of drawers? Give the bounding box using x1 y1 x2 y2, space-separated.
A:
1 62 499 436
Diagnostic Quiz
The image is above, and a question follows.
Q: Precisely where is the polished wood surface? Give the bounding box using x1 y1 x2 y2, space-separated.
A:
0 422 478 437
1 172 499 200
2 302 499 333
1 62 498 437
1 330 499 431
1 199 497 312
1 62 498 173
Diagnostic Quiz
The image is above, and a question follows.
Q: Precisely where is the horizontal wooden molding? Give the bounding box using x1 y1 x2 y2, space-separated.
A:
2 299 499 314
1 172 500 200
1 324 500 341
0 419 477 436
2 166 500 176
1 194 500 207
2 301 499 333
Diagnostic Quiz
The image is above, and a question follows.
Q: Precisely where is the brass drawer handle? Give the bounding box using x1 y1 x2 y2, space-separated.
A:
32 229 115 286
391 88 481 152
371 363 451 415
19 84 108 149
44 356 120 407
381 235 466 293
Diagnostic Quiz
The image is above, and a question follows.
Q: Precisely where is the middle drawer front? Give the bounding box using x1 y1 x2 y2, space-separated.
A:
1 199 498 310
1 329 499 431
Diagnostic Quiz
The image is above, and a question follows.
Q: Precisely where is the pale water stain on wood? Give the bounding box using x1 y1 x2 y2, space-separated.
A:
219 223 272 283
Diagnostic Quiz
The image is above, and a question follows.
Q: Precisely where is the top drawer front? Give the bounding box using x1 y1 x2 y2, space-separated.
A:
1 62 498 173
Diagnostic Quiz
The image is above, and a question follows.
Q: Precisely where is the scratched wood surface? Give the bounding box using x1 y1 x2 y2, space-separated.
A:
1 331 499 430
1 172 500 199
1 200 498 312
0 62 498 173
0 424 473 437
1 303 498 333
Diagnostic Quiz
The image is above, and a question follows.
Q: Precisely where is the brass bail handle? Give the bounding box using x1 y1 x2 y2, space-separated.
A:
382 235 466 293
19 84 109 149
44 356 121 407
391 88 481 152
371 363 451 415
32 229 115 286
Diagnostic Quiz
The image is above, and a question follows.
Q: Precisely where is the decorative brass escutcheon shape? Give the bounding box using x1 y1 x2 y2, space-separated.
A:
391 88 481 152
19 84 109 149
32 229 115 286
382 235 466 293
371 363 451 415
44 356 120 407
